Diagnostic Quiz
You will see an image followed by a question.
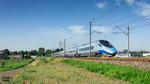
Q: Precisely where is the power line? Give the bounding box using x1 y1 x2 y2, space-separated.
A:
57 1 150 52
57 1 126 51
67 24 89 41
109 14 135 26
93 1 125 23
91 25 102 34
66 1 125 41
108 14 150 31
131 23 150 30
117 15 150 27
90 16 150 47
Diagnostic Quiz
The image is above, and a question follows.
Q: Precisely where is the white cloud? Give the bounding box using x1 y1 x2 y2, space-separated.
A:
93 26 110 34
68 25 88 34
120 0 150 18
136 2 150 17
97 2 107 9
125 0 134 5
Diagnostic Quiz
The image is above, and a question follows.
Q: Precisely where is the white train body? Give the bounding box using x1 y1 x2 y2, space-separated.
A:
52 40 117 57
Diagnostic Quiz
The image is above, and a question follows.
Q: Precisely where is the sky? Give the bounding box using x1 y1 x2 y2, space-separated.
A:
0 0 150 51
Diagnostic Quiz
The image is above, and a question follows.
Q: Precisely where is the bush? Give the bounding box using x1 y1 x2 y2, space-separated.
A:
24 55 31 59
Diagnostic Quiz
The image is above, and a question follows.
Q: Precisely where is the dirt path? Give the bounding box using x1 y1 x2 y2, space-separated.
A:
0 68 22 83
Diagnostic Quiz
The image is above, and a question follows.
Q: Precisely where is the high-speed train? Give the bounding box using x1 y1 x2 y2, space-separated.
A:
52 40 117 57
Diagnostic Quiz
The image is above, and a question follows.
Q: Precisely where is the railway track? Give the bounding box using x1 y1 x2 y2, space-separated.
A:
74 57 150 62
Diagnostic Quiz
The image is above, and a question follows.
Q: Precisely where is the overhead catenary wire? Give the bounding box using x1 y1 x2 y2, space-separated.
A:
64 15 150 48
58 0 150 51
130 22 150 30
102 22 150 40
107 14 150 32
93 1 125 23
66 21 150 50
117 15 150 27
88 15 150 52
66 24 89 41
107 22 150 39
109 14 136 26
66 1 125 41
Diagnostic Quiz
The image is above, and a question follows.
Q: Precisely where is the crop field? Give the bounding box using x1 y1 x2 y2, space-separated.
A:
0 59 34 71
5 57 129 84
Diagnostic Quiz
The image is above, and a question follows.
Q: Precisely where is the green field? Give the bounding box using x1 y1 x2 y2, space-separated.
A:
0 59 34 71
8 57 129 84
61 59 150 84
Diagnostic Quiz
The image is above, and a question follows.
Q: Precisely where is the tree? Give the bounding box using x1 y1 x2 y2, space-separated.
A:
29 50 38 56
38 47 45 57
2 49 10 55
45 49 53 57
123 49 128 53
19 51 25 59
13 51 18 55
24 51 28 55
55 48 61 52
142 50 149 53
33 50 38 55
60 48 63 51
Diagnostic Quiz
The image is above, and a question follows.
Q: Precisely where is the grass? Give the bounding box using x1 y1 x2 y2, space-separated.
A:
0 59 34 71
61 59 150 84
8 57 129 84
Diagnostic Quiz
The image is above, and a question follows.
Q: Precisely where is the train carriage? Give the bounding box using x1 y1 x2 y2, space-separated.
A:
52 40 117 57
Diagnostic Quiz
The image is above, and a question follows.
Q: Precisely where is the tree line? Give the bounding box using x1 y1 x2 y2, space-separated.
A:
1 48 63 57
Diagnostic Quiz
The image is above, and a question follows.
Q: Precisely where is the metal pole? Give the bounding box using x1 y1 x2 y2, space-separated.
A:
116 26 130 57
53 48 54 53
75 43 78 57
127 25 130 57
42 48 44 58
59 42 61 50
89 21 92 57
64 39 66 57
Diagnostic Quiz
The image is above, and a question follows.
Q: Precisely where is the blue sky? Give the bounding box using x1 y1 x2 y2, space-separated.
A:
0 0 150 51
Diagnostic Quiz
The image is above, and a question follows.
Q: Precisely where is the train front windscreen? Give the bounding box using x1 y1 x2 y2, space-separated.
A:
100 40 113 48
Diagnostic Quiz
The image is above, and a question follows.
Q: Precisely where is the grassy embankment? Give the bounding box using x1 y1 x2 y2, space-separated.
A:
0 59 34 71
8 57 129 84
61 59 150 84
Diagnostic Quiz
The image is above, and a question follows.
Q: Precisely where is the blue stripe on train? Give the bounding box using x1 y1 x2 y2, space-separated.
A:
96 50 112 55
67 50 113 55
78 51 96 55
105 47 117 52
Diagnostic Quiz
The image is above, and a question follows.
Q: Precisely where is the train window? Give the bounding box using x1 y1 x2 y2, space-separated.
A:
100 40 113 48
68 50 75 53
79 47 88 51
98 43 102 47
79 46 94 51
91 46 94 50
